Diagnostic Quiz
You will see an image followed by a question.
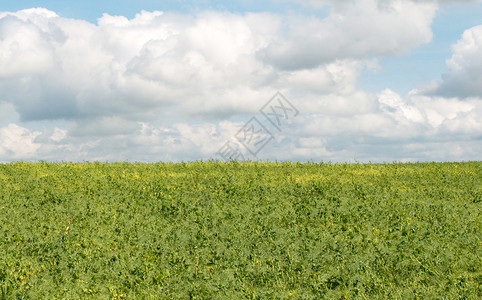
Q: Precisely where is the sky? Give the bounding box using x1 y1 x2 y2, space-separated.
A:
0 0 482 163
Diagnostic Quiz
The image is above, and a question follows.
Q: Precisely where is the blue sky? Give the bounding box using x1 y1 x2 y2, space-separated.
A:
1 0 482 163
1 0 330 23
360 1 482 95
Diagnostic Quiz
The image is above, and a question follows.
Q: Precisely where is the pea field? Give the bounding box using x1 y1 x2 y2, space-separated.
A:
0 161 481 299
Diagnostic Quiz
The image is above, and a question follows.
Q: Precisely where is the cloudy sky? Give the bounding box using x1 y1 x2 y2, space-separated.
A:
1 0 481 163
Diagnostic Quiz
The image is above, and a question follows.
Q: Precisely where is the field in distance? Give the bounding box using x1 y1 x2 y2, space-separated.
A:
0 161 481 299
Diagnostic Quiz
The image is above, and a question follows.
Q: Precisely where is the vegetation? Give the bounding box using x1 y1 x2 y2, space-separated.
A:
0 161 481 299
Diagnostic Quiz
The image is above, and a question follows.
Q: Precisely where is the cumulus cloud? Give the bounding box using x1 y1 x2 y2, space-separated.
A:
0 4 481 163
430 25 482 98
0 124 41 160
290 89 482 162
1 87 480 162
0 8 276 125
259 0 436 70
0 4 436 125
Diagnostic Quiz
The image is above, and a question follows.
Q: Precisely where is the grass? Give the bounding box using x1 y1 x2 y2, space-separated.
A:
0 161 481 299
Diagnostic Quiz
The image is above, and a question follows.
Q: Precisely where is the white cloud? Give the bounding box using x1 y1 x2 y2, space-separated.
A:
378 89 425 124
0 10 57 78
259 0 436 70
50 128 67 142
69 117 142 137
0 4 481 163
0 124 41 160
0 4 436 125
431 25 482 98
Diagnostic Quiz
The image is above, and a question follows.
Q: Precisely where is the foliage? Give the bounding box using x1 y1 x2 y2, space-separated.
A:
0 161 481 299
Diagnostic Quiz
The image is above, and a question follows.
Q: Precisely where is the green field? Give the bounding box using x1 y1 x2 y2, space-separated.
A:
0 161 481 299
